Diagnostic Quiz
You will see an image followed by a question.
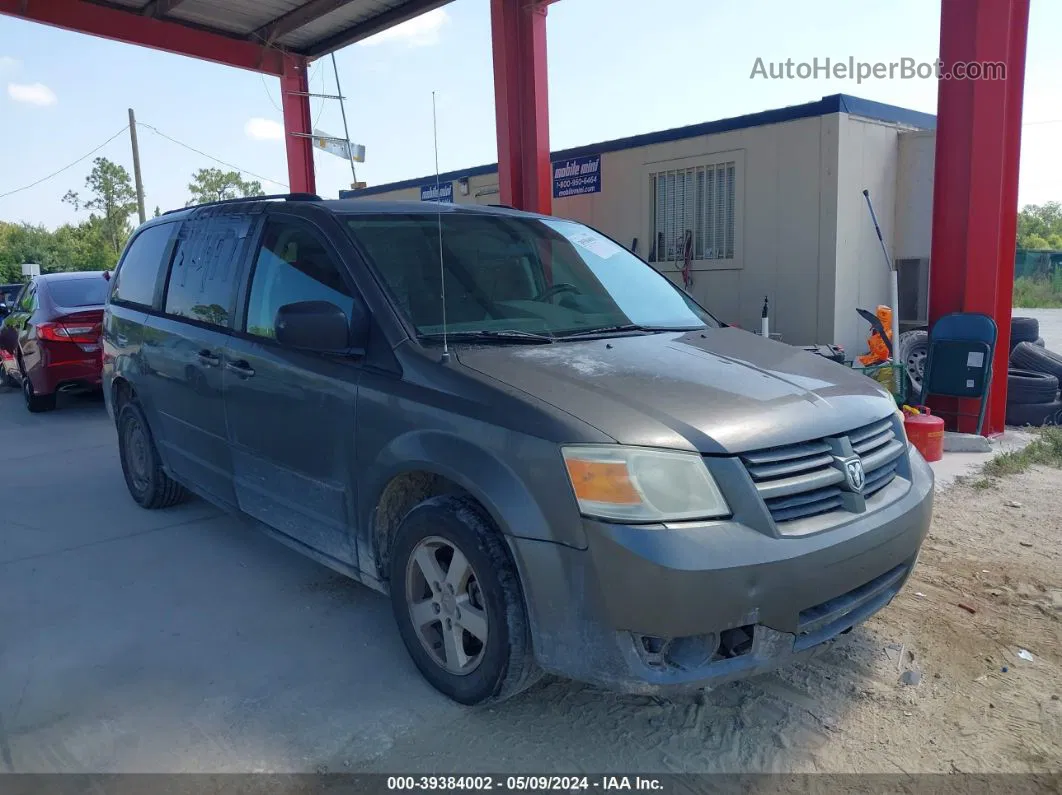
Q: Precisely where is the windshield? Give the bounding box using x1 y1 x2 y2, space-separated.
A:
345 213 718 338
48 276 109 307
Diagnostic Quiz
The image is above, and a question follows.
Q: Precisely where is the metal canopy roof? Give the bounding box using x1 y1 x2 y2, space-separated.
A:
90 0 453 57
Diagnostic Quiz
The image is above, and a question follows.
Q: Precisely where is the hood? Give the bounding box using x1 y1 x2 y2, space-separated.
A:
455 328 896 454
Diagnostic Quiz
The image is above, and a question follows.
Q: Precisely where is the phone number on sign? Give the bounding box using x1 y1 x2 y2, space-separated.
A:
387 776 594 791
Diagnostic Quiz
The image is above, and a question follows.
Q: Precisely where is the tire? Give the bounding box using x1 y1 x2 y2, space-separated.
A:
389 495 541 705
1007 369 1059 405
1011 316 1040 344
117 402 187 509
1010 341 1062 382
1006 399 1062 428
21 369 56 413
898 330 929 395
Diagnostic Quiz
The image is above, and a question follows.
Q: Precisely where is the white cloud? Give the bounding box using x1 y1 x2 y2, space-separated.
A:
360 8 448 47
245 117 283 141
7 82 57 106
0 56 20 73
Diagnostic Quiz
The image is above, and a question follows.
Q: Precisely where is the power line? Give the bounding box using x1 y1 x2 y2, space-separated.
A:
137 122 288 188
260 72 282 113
0 125 129 200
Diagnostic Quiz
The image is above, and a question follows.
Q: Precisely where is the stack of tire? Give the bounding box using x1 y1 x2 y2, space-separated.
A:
1007 316 1062 427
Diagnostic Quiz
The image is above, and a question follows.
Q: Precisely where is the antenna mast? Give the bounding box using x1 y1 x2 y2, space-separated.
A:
433 91 449 363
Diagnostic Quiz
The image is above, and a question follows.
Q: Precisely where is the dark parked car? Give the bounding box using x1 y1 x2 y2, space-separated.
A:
0 271 108 411
102 195 933 705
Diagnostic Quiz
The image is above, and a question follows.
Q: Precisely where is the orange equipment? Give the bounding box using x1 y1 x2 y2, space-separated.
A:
857 305 895 367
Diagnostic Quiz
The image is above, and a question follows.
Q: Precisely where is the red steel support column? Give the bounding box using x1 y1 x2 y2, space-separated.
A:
281 54 317 195
491 0 553 214
928 0 1029 435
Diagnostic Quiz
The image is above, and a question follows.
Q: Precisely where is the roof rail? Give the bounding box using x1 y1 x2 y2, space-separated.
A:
163 193 322 215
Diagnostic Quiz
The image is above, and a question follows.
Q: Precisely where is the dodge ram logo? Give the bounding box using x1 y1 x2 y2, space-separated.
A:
844 458 866 492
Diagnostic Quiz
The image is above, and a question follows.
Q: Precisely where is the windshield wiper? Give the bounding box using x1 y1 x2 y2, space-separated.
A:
556 324 704 339
418 329 555 344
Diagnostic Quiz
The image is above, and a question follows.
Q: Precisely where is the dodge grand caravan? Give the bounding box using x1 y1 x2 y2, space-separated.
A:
102 195 933 705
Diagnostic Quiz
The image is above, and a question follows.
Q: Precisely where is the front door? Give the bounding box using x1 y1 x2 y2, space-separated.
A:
223 215 362 566
3 282 37 376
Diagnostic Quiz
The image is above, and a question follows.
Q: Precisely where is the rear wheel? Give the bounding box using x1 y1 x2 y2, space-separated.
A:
389 495 540 705
21 368 55 413
117 402 187 509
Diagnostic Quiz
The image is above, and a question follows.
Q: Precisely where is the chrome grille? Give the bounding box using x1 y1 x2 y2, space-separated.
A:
741 417 907 527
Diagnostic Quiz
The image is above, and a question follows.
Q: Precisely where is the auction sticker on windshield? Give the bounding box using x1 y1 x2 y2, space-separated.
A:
545 221 624 260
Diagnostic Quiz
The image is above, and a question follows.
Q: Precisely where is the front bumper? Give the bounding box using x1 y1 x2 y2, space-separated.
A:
510 450 933 694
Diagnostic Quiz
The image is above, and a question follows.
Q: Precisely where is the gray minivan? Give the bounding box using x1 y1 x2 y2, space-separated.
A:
102 194 933 705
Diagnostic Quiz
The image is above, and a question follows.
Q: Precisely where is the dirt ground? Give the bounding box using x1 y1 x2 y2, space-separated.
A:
349 467 1062 775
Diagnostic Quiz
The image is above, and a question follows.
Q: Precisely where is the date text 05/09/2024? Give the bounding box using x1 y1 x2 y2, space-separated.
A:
386 776 664 792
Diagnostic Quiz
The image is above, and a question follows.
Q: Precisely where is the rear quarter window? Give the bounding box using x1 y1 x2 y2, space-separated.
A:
112 223 176 308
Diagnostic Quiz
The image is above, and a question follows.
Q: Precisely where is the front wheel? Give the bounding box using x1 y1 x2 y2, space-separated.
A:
389 495 541 705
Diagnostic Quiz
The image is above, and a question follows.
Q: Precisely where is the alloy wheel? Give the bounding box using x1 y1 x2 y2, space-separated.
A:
405 535 489 676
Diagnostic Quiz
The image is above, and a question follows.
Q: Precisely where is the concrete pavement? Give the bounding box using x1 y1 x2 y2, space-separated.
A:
0 387 460 773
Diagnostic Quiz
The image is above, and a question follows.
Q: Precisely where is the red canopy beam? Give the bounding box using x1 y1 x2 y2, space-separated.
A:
280 54 316 195
0 0 285 75
928 0 1029 435
490 0 554 214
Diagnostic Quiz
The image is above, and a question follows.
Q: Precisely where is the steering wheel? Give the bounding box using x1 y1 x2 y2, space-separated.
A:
535 282 580 302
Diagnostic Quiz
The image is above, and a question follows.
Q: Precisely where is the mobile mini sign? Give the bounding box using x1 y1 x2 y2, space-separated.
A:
421 182 454 202
552 155 601 198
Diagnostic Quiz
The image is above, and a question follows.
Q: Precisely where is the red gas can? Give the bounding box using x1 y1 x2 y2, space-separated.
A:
904 407 945 462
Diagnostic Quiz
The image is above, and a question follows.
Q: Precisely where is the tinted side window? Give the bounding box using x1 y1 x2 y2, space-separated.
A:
112 224 174 308
164 217 248 329
245 220 355 339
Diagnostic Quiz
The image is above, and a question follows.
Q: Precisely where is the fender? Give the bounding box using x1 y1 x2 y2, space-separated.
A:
360 429 587 574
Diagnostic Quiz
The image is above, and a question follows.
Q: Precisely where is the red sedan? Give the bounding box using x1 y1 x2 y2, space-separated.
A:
0 271 109 413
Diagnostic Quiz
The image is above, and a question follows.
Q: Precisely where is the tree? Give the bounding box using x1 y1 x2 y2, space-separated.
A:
153 205 162 218
187 168 264 205
1017 201 1062 250
63 157 137 256
0 218 117 278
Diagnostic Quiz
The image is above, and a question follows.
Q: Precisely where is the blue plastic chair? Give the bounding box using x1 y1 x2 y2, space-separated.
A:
917 312 998 435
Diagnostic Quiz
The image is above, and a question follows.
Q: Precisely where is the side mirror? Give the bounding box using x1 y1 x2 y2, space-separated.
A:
274 300 368 354
0 302 9 319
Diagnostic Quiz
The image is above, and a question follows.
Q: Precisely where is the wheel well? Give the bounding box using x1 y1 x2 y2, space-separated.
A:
112 378 135 414
373 471 472 581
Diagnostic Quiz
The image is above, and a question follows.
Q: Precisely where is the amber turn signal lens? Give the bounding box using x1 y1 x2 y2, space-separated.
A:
564 458 642 505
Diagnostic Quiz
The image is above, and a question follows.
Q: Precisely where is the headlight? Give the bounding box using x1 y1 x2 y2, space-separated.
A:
895 406 910 445
561 445 730 522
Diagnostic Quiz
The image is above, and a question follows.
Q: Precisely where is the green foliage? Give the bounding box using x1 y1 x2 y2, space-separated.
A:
0 218 117 281
187 168 265 205
1017 201 1062 250
62 157 138 256
1013 273 1062 308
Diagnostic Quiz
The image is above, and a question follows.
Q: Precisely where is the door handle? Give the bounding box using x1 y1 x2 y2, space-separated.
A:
196 350 221 367
115 334 128 347
225 360 255 378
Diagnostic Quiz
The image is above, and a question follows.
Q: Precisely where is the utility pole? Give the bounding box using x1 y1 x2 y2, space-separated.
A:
128 108 146 225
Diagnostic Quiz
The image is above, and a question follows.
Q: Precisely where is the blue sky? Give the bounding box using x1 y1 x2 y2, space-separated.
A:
1 0 1060 228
